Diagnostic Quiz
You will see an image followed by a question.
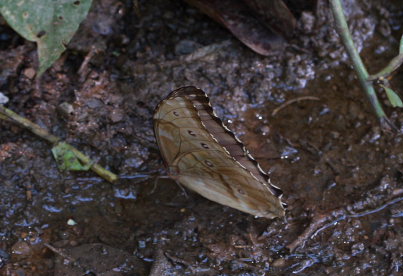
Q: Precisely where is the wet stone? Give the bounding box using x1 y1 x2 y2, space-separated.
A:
109 108 124 123
11 241 31 258
175 40 200 55
23 68 36 79
86 98 104 109
0 249 9 268
0 92 8 104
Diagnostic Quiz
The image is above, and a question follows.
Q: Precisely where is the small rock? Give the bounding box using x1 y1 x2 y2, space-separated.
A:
0 92 8 104
272 258 286 267
300 11 315 33
67 218 77 226
58 102 74 117
11 241 31 257
260 125 270 136
0 249 10 268
175 40 200 55
86 98 104 109
109 109 124 123
23 68 36 79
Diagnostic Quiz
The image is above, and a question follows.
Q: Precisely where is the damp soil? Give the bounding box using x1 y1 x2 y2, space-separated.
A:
1 0 403 275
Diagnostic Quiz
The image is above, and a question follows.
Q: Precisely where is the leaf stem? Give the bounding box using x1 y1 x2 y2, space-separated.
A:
329 0 386 120
0 104 118 183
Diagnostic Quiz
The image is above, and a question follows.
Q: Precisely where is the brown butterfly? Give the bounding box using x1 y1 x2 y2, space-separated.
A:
153 86 285 218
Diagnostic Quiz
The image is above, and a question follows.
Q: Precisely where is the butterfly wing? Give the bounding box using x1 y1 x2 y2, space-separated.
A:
154 86 285 218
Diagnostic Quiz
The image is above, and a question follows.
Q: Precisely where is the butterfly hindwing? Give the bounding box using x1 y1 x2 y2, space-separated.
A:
153 86 285 218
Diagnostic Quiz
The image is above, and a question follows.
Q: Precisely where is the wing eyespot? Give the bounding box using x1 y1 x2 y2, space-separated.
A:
201 143 209 149
205 160 214 167
154 87 286 218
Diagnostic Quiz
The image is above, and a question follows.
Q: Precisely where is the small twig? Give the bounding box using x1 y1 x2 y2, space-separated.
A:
0 113 11 121
287 213 329 252
0 105 59 143
78 46 99 80
165 252 196 273
379 116 399 133
287 193 403 252
64 143 118 182
348 196 403 218
271 96 320 116
368 53 403 81
44 243 76 264
44 243 95 274
329 0 387 122
0 105 118 183
149 248 172 276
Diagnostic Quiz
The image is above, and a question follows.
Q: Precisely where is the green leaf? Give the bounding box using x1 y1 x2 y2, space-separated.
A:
381 85 403 108
400 34 403 55
52 142 92 171
0 0 92 76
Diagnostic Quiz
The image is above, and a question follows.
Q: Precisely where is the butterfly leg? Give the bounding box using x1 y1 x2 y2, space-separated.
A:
148 175 172 195
172 180 189 198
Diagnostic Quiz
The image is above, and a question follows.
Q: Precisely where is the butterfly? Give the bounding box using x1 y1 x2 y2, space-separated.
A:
153 86 285 218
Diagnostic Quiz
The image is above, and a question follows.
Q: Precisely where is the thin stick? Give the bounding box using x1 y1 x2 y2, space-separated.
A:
329 0 386 120
0 105 59 144
44 243 92 274
399 34 403 54
287 213 329 252
44 243 76 263
287 194 403 252
367 53 403 81
271 96 320 116
0 105 118 183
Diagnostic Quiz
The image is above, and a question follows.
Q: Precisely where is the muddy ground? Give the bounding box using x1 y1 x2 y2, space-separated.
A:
1 0 403 275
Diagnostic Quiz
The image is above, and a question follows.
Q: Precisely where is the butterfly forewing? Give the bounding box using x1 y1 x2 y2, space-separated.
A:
154 86 285 218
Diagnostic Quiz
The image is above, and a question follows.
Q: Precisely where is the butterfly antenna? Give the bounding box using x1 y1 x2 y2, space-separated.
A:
74 176 105 183
65 173 155 184
119 173 158 180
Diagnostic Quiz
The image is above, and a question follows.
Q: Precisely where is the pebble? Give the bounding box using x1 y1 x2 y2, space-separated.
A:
0 92 8 104
23 68 36 79
109 109 124 123
11 241 31 256
0 249 9 267
272 258 286 267
175 40 200 55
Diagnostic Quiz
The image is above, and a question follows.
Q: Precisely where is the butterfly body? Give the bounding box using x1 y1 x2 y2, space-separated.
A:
154 86 285 219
